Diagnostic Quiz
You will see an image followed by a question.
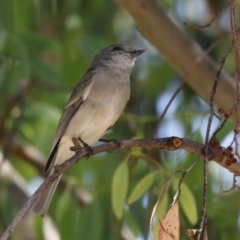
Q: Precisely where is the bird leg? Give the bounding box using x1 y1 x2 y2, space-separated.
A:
70 137 81 151
70 137 93 157
77 137 94 156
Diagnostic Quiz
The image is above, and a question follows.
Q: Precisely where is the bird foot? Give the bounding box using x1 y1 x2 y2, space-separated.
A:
70 137 93 157
70 137 82 151
78 137 94 157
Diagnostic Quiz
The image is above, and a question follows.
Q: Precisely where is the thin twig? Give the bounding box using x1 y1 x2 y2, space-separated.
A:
210 27 240 140
230 0 240 160
184 0 234 29
197 1 237 239
152 81 184 137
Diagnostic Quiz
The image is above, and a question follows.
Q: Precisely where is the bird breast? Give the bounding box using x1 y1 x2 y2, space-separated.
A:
63 68 131 146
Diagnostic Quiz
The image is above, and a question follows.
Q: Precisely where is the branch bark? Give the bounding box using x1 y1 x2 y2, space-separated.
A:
115 0 238 119
0 136 239 240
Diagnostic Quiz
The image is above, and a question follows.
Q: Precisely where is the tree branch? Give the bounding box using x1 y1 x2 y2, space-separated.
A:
115 0 238 119
0 136 239 240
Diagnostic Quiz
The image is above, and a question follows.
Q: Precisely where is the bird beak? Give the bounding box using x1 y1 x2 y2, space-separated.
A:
129 49 145 57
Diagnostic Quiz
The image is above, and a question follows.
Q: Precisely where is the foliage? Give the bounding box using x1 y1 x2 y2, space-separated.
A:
0 0 240 240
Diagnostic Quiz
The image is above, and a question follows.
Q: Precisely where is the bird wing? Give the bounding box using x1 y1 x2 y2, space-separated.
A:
44 68 96 172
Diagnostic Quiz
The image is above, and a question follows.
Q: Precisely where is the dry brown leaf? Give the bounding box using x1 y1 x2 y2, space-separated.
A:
158 203 180 240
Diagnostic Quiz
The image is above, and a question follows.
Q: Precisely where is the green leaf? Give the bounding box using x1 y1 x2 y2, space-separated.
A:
180 182 198 225
111 160 129 220
127 171 157 205
124 211 140 237
173 178 198 225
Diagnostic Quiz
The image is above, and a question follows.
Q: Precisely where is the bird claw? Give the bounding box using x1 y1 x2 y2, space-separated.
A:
77 137 94 157
70 137 93 157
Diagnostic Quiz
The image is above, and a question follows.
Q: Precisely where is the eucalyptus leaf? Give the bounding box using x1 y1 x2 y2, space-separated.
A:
111 160 129 219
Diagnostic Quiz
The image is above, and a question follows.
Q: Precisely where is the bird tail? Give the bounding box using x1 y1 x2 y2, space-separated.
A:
32 171 62 217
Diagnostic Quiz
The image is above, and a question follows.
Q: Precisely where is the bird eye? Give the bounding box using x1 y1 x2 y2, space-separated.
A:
112 46 123 51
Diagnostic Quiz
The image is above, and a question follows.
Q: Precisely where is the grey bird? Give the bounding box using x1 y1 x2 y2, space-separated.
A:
32 44 144 216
